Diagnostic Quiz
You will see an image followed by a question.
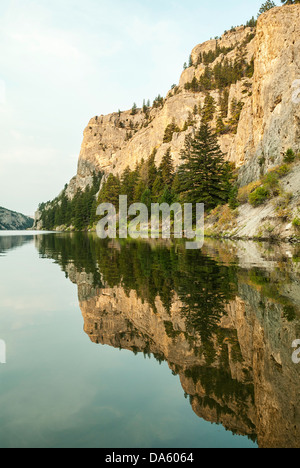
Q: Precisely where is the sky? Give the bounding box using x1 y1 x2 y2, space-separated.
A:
0 0 278 217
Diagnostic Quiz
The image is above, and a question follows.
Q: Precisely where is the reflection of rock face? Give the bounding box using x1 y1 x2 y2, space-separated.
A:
0 235 33 254
80 288 257 440
38 233 300 448
75 274 300 448
238 284 300 449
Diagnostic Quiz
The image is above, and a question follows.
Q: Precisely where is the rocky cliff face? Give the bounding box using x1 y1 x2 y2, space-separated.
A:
65 24 253 199
238 4 300 186
62 4 299 201
33 4 300 237
0 206 33 231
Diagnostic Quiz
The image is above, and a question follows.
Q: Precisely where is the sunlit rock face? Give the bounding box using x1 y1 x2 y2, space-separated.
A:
34 4 300 239
64 5 300 197
238 4 300 186
43 235 300 448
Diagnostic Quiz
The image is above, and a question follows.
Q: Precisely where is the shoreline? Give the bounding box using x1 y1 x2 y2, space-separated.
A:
26 227 300 245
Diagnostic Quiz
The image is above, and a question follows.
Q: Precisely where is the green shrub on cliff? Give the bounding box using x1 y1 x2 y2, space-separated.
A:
249 186 270 207
284 148 296 164
292 217 300 229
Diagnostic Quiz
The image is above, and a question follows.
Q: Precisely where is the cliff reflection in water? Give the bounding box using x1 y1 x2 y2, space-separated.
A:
0 234 33 255
36 233 300 448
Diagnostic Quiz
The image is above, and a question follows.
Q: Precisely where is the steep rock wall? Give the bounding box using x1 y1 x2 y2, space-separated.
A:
67 5 299 197
238 5 300 185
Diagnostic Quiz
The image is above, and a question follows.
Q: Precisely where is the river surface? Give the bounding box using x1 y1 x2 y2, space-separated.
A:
0 231 300 448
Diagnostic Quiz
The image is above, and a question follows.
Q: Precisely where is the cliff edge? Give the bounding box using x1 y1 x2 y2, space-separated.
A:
34 5 300 238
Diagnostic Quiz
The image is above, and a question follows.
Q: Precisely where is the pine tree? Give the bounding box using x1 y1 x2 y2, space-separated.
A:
131 103 138 115
219 89 230 118
163 119 180 143
90 196 99 226
246 16 257 27
141 188 152 211
177 121 234 210
134 178 147 203
55 208 63 227
60 193 69 225
159 147 175 188
172 173 181 200
153 95 164 108
142 99 147 113
121 166 138 205
199 66 213 90
216 114 226 134
202 94 216 123
145 150 158 191
74 189 86 230
160 186 174 204
152 173 165 202
281 1 300 5
230 99 244 132
258 1 276 16
98 174 121 209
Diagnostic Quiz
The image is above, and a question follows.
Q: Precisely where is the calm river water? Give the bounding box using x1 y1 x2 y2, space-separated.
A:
1 231 300 448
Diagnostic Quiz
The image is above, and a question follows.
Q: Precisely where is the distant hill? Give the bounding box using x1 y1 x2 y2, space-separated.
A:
0 206 33 230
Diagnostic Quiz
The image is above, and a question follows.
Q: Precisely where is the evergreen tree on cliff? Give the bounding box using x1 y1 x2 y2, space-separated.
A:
159 147 175 188
258 1 276 15
177 121 234 210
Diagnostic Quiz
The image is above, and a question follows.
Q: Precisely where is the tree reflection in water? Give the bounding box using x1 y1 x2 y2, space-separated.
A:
36 233 300 448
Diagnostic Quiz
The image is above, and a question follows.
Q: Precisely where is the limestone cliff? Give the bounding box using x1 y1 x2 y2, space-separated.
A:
64 5 299 198
238 4 300 185
34 4 300 238
65 23 255 199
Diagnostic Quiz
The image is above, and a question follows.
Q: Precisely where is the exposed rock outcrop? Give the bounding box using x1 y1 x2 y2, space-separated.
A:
237 5 300 186
0 206 33 231
205 160 300 241
65 5 299 197
34 5 300 239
